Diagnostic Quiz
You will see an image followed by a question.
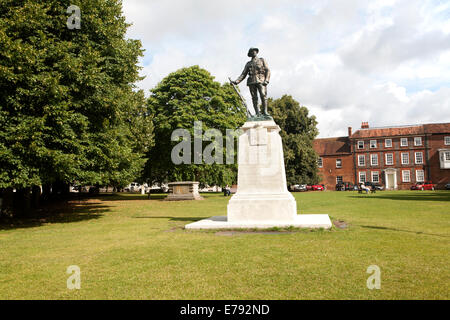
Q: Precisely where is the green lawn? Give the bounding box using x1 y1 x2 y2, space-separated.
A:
0 190 449 300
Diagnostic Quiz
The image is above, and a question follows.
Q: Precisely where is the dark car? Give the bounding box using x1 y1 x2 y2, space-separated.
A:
446 182 450 190
336 182 355 191
364 182 384 191
411 182 435 190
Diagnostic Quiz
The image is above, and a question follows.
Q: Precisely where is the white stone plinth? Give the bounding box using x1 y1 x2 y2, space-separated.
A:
185 214 332 230
184 120 331 230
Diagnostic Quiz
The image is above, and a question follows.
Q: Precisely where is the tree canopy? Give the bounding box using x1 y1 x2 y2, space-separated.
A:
0 0 152 192
268 95 320 186
144 65 247 186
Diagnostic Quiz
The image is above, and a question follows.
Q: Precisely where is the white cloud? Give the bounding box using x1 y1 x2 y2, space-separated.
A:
123 0 450 138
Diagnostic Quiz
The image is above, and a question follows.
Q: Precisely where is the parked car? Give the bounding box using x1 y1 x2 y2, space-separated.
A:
410 182 435 190
310 184 324 191
291 184 308 192
363 182 384 191
336 182 355 191
446 182 450 190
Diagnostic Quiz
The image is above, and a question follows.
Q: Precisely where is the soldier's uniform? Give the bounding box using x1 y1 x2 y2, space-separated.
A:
234 50 271 116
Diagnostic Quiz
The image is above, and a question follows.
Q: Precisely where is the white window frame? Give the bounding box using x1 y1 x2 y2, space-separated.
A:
370 154 378 166
336 176 343 184
438 150 450 169
385 153 394 165
400 137 408 147
401 152 409 165
416 170 424 182
371 171 379 183
358 155 365 166
385 139 392 148
318 157 323 168
402 170 411 182
357 141 364 149
336 159 342 168
359 172 366 183
415 152 423 164
370 140 377 148
414 137 422 146
445 136 450 145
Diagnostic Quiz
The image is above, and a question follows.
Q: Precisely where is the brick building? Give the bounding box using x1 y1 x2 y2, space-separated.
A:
313 122 450 190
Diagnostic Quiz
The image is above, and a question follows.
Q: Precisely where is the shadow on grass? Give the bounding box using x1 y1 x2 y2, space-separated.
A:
97 193 167 201
350 192 450 202
360 225 449 238
0 202 108 231
133 216 204 222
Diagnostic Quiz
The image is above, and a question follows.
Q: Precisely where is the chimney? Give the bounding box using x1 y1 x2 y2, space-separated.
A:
348 127 352 137
361 121 369 129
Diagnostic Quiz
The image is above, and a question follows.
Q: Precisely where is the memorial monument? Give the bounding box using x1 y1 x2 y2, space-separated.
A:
185 48 331 229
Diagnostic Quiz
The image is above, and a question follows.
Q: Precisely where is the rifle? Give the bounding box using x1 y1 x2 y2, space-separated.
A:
228 77 252 117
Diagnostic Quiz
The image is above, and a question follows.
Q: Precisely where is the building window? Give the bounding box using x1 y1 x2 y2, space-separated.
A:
440 150 450 169
385 153 394 165
336 159 342 168
385 139 392 147
445 136 450 145
372 171 379 183
402 170 411 182
401 152 409 165
358 155 365 166
415 152 423 164
336 176 343 184
400 138 408 147
414 137 422 146
357 141 364 149
317 157 323 168
370 154 378 166
370 140 377 148
416 170 424 182
359 172 366 183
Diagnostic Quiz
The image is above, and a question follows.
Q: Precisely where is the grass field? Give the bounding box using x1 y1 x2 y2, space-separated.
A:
0 190 449 300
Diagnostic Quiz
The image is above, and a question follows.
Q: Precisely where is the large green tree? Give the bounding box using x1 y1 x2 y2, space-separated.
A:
268 95 320 186
145 65 246 187
0 0 151 211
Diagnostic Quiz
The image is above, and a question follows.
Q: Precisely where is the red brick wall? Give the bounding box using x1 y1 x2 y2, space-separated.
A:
314 126 450 190
317 154 354 190
352 136 428 190
427 133 450 189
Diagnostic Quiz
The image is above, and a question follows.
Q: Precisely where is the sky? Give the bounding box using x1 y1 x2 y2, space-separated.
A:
122 0 450 138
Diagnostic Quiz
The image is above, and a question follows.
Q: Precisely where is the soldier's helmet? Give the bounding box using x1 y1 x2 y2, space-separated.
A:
247 48 259 57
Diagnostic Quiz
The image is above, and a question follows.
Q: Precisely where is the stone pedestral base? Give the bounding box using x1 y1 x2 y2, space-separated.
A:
227 120 298 224
185 120 331 230
166 181 204 201
185 214 332 230
227 193 297 223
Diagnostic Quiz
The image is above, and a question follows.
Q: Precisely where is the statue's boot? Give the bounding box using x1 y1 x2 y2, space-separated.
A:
253 99 260 116
262 99 269 116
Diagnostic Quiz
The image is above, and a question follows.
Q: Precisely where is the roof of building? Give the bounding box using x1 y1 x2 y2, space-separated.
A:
351 122 450 139
313 137 351 156
423 123 450 134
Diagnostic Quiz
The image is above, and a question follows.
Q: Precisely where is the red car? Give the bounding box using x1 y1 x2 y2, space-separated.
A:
310 184 325 191
410 182 435 190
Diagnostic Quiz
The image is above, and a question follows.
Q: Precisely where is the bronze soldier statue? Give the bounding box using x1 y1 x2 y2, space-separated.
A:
232 48 271 118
